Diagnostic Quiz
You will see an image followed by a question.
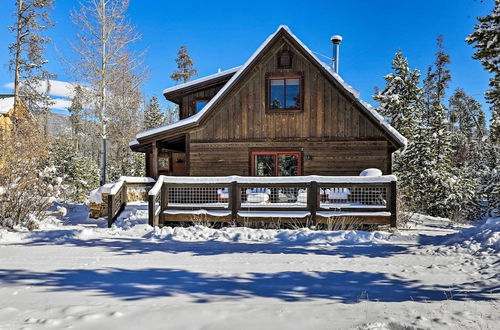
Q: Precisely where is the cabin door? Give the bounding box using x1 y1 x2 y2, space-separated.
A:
171 153 187 176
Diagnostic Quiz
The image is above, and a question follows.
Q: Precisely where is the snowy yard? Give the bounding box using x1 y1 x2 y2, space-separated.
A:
0 203 498 330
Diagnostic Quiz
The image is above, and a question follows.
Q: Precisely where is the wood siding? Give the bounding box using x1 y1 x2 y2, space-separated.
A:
179 82 227 119
189 38 386 142
189 140 390 176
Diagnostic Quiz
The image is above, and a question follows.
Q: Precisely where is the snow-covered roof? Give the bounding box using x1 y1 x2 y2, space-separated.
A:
135 25 407 148
0 96 15 115
163 66 241 96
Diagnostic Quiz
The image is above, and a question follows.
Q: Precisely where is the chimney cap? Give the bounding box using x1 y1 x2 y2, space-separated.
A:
331 35 343 45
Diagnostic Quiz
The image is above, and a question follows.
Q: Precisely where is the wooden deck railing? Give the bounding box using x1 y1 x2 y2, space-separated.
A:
148 175 398 228
106 176 156 227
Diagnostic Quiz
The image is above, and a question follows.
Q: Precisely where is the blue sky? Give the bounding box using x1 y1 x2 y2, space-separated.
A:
0 0 494 120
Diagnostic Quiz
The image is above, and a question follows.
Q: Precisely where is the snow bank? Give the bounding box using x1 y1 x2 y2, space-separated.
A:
149 225 399 244
444 217 499 254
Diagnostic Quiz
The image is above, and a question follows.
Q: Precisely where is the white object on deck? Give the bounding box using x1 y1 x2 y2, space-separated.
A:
329 188 351 200
360 168 383 177
217 188 229 199
246 188 271 203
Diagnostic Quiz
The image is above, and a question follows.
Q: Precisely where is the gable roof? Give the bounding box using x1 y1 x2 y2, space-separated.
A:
135 25 407 149
163 66 241 101
0 95 15 116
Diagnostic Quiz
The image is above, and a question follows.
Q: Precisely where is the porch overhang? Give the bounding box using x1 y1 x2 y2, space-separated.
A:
129 133 187 153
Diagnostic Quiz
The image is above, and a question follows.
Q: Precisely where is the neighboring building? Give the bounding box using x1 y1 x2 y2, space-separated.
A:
130 26 406 179
0 95 30 133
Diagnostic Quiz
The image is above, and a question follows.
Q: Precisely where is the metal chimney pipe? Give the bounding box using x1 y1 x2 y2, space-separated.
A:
330 35 343 74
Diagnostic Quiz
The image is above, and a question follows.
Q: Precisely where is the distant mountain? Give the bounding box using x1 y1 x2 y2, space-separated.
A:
46 112 72 137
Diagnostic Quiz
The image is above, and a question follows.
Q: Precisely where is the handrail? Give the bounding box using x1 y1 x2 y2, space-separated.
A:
148 176 398 228
106 176 157 228
107 180 126 227
161 175 397 184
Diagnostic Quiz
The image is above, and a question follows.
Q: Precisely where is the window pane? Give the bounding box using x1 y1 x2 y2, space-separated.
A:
285 78 300 109
196 101 207 113
254 154 275 176
278 154 298 176
270 79 285 109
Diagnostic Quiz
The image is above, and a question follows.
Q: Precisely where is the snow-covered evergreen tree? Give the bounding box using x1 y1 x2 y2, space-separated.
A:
373 50 422 140
448 88 486 168
48 136 99 203
397 36 479 220
170 46 198 83
423 36 452 160
466 0 500 143
143 96 165 130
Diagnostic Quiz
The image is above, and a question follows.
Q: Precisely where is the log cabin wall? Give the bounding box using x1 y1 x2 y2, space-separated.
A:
189 140 390 176
186 35 393 176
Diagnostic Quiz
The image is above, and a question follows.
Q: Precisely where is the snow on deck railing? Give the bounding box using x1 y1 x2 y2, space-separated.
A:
118 176 156 184
158 175 397 184
149 175 167 196
109 176 156 195
109 180 125 195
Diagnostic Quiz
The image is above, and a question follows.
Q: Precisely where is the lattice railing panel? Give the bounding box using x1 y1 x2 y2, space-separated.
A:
319 186 387 209
240 186 309 208
167 186 230 208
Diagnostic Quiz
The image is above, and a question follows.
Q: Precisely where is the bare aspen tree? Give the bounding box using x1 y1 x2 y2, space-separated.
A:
69 0 140 185
9 0 55 125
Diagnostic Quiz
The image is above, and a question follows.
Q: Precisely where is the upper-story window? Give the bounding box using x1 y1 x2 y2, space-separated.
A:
195 100 208 113
269 77 301 110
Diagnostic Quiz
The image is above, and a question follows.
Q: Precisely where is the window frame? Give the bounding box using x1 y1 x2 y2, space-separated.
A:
265 72 304 113
194 99 209 114
251 151 302 176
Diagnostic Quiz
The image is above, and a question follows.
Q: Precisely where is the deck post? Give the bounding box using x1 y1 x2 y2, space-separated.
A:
148 193 155 227
308 181 318 227
107 192 113 228
161 182 167 226
230 181 238 223
390 181 397 227
151 141 158 180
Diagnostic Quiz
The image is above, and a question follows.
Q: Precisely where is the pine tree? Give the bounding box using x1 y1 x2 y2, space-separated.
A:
143 96 165 129
47 135 99 203
466 0 500 143
373 50 423 141
68 85 85 149
170 46 198 83
9 0 56 132
423 36 452 158
165 104 179 124
448 88 486 168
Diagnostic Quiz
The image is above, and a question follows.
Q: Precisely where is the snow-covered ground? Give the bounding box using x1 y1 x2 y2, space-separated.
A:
0 203 498 330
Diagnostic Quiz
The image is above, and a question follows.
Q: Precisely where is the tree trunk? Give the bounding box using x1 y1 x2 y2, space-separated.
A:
13 0 23 112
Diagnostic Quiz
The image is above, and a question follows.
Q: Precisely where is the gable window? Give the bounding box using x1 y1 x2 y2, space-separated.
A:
277 49 293 68
195 100 208 113
252 152 301 176
268 77 301 110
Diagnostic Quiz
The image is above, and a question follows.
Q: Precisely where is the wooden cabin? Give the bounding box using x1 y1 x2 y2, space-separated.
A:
130 26 406 179
0 95 31 137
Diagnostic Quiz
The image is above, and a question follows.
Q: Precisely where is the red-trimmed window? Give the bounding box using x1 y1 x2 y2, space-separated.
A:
252 152 301 176
195 100 208 113
268 77 301 110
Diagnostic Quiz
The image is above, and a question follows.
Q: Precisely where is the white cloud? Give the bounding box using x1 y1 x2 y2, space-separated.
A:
3 80 77 99
51 98 73 110
3 80 77 111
